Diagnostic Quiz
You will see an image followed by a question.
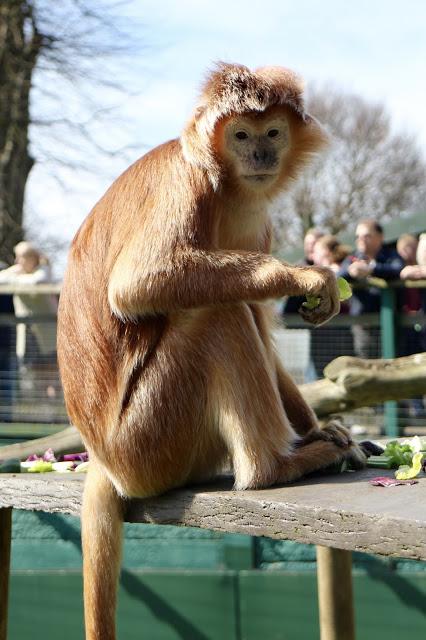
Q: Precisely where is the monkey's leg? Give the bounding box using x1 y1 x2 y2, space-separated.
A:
247 304 320 438
274 356 320 437
207 304 362 489
205 303 299 489
275 423 361 483
82 460 124 640
274 357 366 469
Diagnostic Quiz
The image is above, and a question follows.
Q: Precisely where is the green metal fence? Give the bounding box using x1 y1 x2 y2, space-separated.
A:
279 281 426 436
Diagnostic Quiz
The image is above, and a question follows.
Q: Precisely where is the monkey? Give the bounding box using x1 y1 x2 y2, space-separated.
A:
57 62 366 640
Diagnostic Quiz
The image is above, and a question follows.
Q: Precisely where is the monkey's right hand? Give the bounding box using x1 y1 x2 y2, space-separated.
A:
297 266 340 326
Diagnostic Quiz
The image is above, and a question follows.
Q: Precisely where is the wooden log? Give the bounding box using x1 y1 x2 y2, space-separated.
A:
316 546 355 640
301 352 426 418
0 508 12 640
0 426 82 460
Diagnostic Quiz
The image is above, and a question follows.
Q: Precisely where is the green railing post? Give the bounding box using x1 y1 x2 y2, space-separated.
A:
380 287 399 437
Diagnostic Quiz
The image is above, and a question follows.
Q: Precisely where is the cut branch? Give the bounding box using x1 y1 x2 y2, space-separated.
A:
0 425 81 460
300 352 426 418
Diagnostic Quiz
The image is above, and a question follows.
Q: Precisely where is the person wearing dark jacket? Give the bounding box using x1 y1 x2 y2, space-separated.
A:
283 232 353 379
338 219 404 359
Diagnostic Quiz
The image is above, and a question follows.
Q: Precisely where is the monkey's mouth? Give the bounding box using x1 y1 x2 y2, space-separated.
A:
243 174 277 182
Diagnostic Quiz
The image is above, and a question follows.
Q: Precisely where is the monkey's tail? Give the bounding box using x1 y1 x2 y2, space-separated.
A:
81 460 124 640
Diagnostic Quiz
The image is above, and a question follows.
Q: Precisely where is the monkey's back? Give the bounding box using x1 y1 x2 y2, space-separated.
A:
57 146 179 449
57 200 122 447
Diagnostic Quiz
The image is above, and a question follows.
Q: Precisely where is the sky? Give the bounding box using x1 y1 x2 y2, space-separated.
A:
26 0 426 275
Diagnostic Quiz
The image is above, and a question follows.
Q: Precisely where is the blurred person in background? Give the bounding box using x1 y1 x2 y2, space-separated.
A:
417 234 426 270
282 227 325 314
312 234 352 274
0 242 58 401
302 227 325 265
309 235 354 377
281 228 324 381
397 233 423 324
282 227 325 315
338 219 404 359
398 233 426 417
397 233 418 266
282 232 353 380
400 233 426 280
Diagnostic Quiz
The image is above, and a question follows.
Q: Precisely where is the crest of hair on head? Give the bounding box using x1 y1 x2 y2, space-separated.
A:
181 61 328 191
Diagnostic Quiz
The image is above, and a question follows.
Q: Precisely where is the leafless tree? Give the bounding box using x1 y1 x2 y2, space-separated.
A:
272 86 426 250
0 0 144 264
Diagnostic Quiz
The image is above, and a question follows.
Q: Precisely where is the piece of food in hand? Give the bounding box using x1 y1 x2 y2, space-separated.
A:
303 294 321 310
303 276 352 309
395 452 424 480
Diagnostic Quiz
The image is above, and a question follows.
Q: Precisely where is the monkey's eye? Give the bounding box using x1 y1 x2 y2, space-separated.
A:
235 131 249 140
267 129 279 138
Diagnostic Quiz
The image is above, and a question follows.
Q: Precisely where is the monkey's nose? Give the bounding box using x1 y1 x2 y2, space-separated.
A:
253 147 276 169
253 148 268 162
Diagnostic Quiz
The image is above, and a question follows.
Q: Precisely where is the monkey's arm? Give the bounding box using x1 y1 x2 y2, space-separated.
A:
108 247 339 323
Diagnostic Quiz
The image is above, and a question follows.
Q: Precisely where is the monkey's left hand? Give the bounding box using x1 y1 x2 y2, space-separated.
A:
297 266 340 326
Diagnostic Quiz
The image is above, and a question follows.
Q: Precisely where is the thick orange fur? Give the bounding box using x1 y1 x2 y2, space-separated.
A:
57 62 364 639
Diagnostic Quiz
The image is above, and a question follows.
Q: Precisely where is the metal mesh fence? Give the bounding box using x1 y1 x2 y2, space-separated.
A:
0 315 67 425
0 291 425 437
276 309 426 436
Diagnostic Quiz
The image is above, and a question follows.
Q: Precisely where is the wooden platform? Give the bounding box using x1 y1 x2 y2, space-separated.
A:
1 467 425 559
1 467 426 639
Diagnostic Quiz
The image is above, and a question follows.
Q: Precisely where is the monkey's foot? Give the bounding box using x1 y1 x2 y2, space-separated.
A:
295 417 352 449
293 418 367 470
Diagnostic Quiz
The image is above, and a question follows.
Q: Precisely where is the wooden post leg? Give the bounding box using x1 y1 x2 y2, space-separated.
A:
0 508 12 640
316 545 355 640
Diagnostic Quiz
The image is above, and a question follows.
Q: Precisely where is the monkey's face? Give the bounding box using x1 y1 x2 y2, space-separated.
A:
220 110 290 191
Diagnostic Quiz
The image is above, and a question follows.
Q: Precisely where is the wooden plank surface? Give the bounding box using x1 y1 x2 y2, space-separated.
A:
1 468 425 560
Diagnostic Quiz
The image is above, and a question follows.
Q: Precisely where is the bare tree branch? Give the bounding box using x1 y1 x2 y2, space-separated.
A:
0 0 146 263
272 86 426 251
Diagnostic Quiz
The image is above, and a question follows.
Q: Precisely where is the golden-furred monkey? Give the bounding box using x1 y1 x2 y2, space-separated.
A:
57 62 366 639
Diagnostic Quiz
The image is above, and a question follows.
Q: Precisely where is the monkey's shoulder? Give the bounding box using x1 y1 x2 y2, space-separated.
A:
71 139 212 248
113 139 210 194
